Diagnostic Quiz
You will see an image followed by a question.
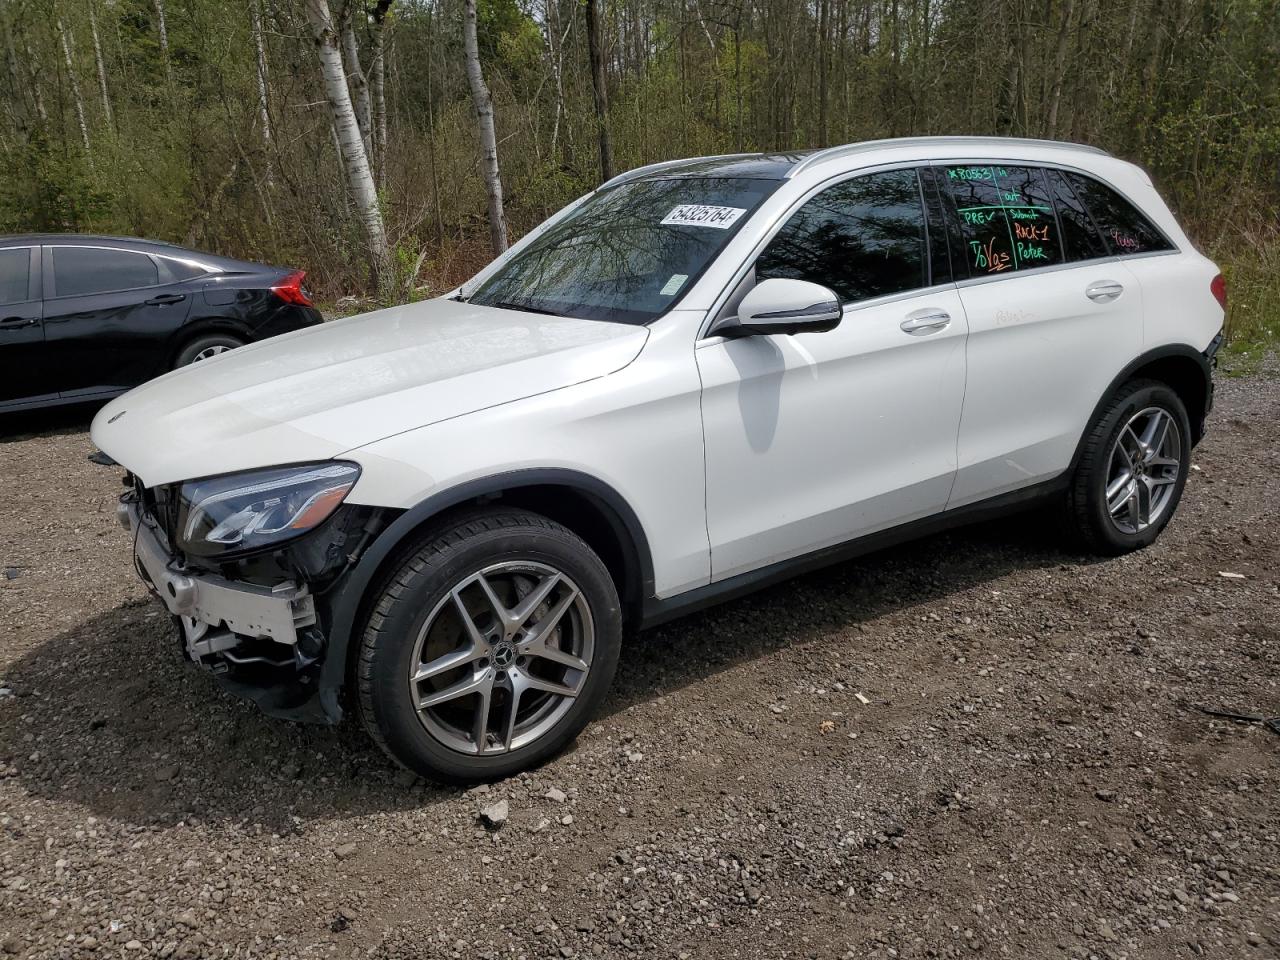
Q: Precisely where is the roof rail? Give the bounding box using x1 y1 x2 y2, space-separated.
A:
787 136 1109 177
599 153 760 190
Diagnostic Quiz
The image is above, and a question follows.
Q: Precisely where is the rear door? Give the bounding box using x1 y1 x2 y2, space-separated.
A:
941 162 1144 507
42 245 194 399
0 246 49 406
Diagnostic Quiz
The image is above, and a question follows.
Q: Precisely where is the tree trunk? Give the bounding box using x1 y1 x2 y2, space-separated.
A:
87 0 113 131
1046 0 1076 138
153 0 173 85
250 0 273 183
462 0 508 256
303 0 393 296
339 0 373 155
56 15 93 165
584 0 613 182
370 0 393 189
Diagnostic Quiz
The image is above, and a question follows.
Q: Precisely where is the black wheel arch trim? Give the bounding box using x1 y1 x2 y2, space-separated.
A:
1070 342 1213 464
315 468 655 722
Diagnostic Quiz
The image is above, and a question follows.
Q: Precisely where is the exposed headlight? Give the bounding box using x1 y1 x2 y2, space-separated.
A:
177 462 361 557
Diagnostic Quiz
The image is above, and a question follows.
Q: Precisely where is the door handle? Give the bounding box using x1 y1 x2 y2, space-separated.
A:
1085 280 1124 303
146 293 187 305
900 309 951 335
0 316 37 329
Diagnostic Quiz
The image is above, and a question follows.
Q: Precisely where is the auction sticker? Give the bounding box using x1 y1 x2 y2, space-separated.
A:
661 205 747 229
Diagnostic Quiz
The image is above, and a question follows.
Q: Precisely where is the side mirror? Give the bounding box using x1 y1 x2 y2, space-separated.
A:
710 278 843 338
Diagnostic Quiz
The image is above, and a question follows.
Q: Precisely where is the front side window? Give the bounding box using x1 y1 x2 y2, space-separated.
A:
945 164 1064 275
0 248 30 305
53 247 159 298
755 168 928 303
1065 172 1173 256
468 176 780 325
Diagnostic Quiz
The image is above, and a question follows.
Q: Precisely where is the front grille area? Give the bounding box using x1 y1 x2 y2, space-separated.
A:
130 474 181 549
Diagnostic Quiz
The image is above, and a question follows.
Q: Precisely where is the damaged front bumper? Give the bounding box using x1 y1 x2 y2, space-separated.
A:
120 495 370 724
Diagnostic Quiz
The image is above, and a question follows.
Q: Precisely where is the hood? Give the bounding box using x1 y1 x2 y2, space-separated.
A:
91 298 649 487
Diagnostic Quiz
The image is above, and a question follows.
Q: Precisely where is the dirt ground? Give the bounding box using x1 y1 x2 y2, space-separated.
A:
1 376 1277 960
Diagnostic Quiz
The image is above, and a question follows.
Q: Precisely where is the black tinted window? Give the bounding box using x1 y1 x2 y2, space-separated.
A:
1044 168 1108 261
946 165 1063 274
0 248 30 305
756 169 927 303
1066 172 1173 255
53 247 159 297
156 257 206 283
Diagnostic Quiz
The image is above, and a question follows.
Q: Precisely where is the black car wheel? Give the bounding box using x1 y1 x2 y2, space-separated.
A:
175 333 244 367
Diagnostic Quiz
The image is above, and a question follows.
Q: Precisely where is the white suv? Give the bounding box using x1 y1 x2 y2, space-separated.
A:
92 136 1225 783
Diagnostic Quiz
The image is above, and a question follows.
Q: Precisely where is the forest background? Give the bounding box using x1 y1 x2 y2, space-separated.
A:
3 0 1276 365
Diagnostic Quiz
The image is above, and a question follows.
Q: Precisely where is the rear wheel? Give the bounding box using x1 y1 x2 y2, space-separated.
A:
1063 378 1191 554
174 333 243 367
356 509 622 784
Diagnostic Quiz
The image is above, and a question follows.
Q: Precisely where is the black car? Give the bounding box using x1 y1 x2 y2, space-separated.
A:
0 235 323 412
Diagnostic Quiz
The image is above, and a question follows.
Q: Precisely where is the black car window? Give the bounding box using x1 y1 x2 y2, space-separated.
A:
53 247 160 298
945 165 1063 275
155 257 206 283
756 168 928 303
0 248 30 305
1044 168 1109 262
1065 172 1173 256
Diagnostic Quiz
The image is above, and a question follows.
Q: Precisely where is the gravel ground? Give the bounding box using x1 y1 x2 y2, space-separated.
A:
1 376 1277 960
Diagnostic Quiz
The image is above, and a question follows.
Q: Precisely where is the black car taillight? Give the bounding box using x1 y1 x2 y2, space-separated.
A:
271 270 314 308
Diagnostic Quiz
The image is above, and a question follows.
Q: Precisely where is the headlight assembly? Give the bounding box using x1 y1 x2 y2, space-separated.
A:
177 462 361 558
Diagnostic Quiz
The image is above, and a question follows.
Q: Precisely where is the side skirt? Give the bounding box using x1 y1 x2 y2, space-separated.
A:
638 475 1068 630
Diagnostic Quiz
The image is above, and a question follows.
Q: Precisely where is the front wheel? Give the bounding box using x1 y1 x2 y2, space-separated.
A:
1063 378 1191 555
355 509 622 784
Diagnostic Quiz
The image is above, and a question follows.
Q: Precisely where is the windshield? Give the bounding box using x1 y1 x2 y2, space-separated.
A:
468 176 781 324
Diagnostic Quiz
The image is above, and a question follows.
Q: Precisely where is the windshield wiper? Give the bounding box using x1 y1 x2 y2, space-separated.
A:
487 299 560 317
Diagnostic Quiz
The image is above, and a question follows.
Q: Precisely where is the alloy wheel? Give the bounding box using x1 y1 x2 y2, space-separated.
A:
193 344 233 361
408 561 594 756
1105 405 1182 534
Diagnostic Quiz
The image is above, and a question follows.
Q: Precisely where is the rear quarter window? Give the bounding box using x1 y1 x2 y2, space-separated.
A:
1065 172 1174 256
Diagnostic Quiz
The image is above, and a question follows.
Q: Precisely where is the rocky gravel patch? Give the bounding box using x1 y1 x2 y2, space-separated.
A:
1 379 1277 959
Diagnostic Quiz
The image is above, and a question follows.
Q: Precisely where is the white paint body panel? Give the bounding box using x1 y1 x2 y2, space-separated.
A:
697 288 968 579
91 137 1225 608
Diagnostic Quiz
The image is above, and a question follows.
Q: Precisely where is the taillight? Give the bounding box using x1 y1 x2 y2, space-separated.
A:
271 270 314 307
1210 273 1227 311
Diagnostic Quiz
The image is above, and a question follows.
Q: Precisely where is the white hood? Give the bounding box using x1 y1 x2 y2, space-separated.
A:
91 298 649 487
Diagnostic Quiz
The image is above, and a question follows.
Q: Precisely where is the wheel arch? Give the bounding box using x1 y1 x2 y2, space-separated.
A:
1074 344 1212 466
318 469 655 719
167 318 252 367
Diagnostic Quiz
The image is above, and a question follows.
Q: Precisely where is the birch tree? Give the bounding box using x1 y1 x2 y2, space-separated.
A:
303 0 393 297
370 0 393 187
462 0 507 255
87 0 113 131
55 14 93 165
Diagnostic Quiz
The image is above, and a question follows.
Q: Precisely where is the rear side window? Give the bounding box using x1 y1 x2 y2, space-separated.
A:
945 165 1063 275
156 257 207 283
756 168 928 303
0 248 30 305
53 247 159 297
1065 172 1173 256
1044 168 1109 261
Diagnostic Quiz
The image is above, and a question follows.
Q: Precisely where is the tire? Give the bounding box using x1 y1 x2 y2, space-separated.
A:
1063 378 1191 555
356 508 622 784
174 333 244 367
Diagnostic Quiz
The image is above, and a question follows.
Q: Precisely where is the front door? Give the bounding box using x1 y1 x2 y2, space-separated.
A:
696 168 968 581
0 246 48 406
